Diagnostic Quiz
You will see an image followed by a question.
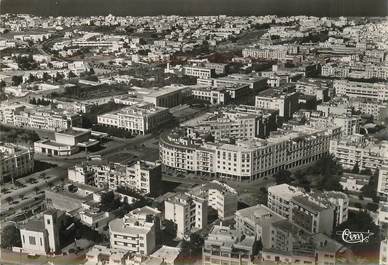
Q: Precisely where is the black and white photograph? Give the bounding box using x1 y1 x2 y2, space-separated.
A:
0 0 387 265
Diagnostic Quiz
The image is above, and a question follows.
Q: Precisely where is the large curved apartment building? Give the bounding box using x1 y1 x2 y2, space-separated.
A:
159 124 342 182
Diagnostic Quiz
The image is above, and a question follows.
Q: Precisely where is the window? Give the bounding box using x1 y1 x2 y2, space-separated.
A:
29 236 36 245
47 219 51 225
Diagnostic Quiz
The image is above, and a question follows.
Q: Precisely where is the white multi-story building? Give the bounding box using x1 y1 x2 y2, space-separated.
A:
330 134 388 173
0 104 82 131
191 86 230 105
190 180 238 220
69 160 161 195
203 225 256 265
160 124 341 182
235 204 345 265
378 165 388 198
109 206 160 255
317 100 353 117
242 47 288 60
235 204 285 240
143 86 186 108
268 184 347 234
267 184 304 219
185 107 277 139
295 78 330 102
290 194 335 235
183 66 215 79
255 90 299 119
97 103 171 135
334 80 388 102
197 73 267 90
164 192 208 239
0 142 34 184
350 98 387 119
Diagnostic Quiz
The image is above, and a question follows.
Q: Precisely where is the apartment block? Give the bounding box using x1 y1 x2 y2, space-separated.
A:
267 184 304 219
0 104 82 131
291 194 335 235
350 98 387 119
160 124 341 182
109 206 160 255
378 165 388 198
164 192 208 239
295 78 330 102
197 73 267 90
183 66 215 79
184 107 277 140
202 225 256 265
334 80 388 102
0 142 34 183
330 134 388 173
190 180 238 220
268 184 348 234
191 86 231 105
255 89 299 120
68 160 161 195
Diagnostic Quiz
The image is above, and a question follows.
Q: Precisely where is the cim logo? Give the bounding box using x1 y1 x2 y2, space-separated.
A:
336 229 374 244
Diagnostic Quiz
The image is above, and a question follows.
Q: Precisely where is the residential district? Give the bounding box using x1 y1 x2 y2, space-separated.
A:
0 14 388 265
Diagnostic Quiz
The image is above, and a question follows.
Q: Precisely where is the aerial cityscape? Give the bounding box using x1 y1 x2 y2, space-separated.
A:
0 12 387 265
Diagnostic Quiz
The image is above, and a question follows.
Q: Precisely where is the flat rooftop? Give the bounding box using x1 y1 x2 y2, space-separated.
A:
57 128 90 136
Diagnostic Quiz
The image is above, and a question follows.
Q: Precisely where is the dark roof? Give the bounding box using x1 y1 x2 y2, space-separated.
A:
23 219 45 233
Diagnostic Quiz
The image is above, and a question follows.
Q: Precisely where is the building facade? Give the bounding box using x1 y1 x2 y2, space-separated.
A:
330 134 388 172
164 192 208 239
109 206 160 255
0 142 34 183
160 124 341 182
97 104 171 135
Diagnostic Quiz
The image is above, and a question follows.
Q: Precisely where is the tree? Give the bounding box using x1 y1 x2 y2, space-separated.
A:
352 162 360 173
5 197 13 204
1 225 22 249
29 73 36 82
361 173 378 201
360 168 373 176
273 170 293 185
311 155 343 191
11 75 23 86
68 71 77 78
162 219 177 237
42 72 51 81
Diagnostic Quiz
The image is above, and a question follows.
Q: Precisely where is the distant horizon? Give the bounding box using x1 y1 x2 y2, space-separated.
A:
1 0 387 17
